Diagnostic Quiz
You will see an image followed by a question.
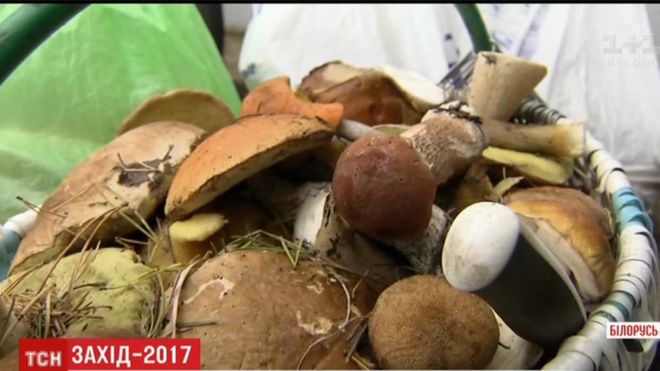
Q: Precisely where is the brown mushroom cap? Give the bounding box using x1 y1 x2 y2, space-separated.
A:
240 76 344 130
165 114 334 219
504 187 615 300
331 133 436 240
118 89 235 135
368 275 499 370
177 250 376 369
299 63 422 126
504 186 613 237
12 121 205 274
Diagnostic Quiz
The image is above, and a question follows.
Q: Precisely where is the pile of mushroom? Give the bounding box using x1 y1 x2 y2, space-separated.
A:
0 52 615 370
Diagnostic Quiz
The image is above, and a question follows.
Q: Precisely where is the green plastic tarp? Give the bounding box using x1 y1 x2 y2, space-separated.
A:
0 4 241 222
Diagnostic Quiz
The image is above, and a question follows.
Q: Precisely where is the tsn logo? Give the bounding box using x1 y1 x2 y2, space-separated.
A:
24 351 63 368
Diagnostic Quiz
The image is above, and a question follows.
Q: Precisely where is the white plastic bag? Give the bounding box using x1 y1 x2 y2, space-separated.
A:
240 4 660 216
239 4 472 90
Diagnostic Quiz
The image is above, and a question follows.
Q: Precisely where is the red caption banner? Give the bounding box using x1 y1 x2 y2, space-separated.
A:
19 338 201 371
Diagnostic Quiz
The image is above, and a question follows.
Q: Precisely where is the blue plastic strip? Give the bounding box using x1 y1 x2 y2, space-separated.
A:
0 228 21 281
603 300 631 321
611 188 654 234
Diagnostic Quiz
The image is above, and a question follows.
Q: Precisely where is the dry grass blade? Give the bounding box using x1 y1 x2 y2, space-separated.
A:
326 268 352 330
345 316 370 362
296 331 342 370
0 266 40 299
147 262 185 338
351 353 374 370
35 206 119 296
0 284 52 345
224 230 309 269
176 320 221 328
168 255 209 339
348 263 405 299
44 291 52 339
92 180 158 243
48 182 97 213
0 296 18 348
296 316 366 370
147 218 165 263
147 272 166 338
63 241 101 297
117 209 157 243
279 236 296 268
116 237 149 246
15 196 43 214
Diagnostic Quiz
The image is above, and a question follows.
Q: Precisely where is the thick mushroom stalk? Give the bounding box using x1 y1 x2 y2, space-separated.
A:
244 172 329 220
423 101 586 158
385 205 448 274
400 114 488 186
292 185 404 290
339 116 487 187
468 52 547 121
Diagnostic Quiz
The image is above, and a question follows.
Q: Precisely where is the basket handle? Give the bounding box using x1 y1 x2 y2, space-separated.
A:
0 4 88 86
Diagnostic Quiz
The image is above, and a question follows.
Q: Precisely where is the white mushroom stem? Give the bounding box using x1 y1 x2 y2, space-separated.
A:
244 172 329 218
385 205 449 274
338 119 374 142
294 186 449 277
481 118 585 158
293 186 403 289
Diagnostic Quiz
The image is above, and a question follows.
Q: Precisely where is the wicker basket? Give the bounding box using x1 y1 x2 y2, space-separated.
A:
0 4 658 371
539 132 659 371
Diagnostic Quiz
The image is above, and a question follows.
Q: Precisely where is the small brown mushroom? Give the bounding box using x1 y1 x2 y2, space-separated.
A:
368 275 499 369
331 133 436 240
